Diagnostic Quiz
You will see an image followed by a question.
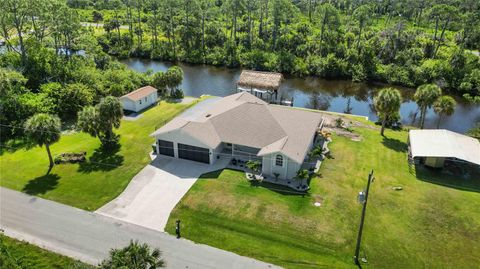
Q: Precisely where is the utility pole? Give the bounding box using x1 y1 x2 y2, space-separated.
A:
353 170 374 266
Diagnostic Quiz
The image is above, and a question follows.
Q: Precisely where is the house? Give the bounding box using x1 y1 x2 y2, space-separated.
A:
408 129 480 168
120 86 158 112
151 92 324 180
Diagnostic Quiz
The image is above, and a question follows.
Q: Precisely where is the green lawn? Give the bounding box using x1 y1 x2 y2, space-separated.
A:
0 235 94 269
166 125 480 269
0 100 197 210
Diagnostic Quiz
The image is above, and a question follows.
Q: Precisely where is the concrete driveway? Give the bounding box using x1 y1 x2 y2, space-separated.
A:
96 155 228 231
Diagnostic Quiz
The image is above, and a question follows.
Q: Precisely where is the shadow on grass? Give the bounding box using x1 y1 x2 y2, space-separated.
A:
0 139 29 156
414 164 480 193
198 169 223 179
381 137 408 152
78 144 124 173
22 174 60 195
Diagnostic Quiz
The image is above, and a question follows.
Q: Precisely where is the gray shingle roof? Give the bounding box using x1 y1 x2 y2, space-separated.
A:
151 92 323 163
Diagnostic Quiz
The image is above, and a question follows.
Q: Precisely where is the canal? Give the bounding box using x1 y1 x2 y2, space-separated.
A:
122 58 479 133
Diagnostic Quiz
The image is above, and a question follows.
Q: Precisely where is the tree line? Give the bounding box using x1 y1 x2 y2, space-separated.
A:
1 0 479 143
68 0 480 101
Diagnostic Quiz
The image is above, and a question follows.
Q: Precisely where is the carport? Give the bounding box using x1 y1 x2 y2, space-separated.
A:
408 129 480 168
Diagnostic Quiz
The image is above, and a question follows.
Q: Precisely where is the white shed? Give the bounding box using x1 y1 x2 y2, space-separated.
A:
120 86 158 112
408 129 480 168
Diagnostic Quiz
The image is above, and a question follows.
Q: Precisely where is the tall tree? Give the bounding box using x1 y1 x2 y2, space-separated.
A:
225 0 245 43
315 3 340 46
125 0 135 42
373 88 402 136
77 96 123 148
198 0 216 59
353 5 371 52
414 84 442 129
135 0 144 48
0 0 29 63
433 95 456 128
428 5 459 58
160 0 181 59
147 0 162 51
24 113 61 172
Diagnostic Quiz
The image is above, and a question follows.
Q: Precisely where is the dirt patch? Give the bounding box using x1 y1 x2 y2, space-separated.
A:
324 127 362 141
319 112 378 141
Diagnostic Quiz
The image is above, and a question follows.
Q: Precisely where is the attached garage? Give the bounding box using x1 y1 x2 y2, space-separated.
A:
158 140 174 157
178 143 210 164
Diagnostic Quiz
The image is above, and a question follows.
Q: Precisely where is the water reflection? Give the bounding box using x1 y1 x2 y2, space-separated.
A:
121 58 480 133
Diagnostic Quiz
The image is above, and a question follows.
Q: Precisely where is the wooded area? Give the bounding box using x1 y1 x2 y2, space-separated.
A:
1 0 479 141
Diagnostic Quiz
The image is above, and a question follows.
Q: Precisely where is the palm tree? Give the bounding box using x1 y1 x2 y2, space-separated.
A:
373 88 402 136
24 113 61 173
414 84 442 129
100 240 165 269
433 96 456 128
296 169 309 188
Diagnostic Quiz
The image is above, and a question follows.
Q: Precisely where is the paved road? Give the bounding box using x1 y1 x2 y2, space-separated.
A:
0 187 279 269
96 155 229 231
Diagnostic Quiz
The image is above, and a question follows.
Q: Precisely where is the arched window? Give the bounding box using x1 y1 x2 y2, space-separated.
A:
275 155 283 166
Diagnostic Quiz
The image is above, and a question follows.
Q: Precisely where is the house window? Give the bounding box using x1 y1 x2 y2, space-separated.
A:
275 155 283 166
139 99 142 104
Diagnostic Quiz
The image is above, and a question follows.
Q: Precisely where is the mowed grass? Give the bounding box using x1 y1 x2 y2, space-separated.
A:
0 235 94 269
0 100 197 210
166 125 480 269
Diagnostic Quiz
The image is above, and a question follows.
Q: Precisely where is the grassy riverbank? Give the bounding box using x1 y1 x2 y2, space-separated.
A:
0 100 197 210
166 124 480 269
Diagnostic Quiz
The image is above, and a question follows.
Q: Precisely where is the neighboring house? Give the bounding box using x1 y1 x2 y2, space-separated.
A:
408 129 480 168
120 86 158 112
151 92 324 180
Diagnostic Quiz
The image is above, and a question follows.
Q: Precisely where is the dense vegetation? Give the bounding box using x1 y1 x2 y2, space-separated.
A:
69 0 480 96
1 0 479 141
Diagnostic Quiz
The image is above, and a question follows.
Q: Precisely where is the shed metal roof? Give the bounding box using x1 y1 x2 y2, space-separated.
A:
409 129 480 165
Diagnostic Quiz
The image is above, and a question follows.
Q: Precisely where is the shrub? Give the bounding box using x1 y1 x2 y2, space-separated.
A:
170 89 184 99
